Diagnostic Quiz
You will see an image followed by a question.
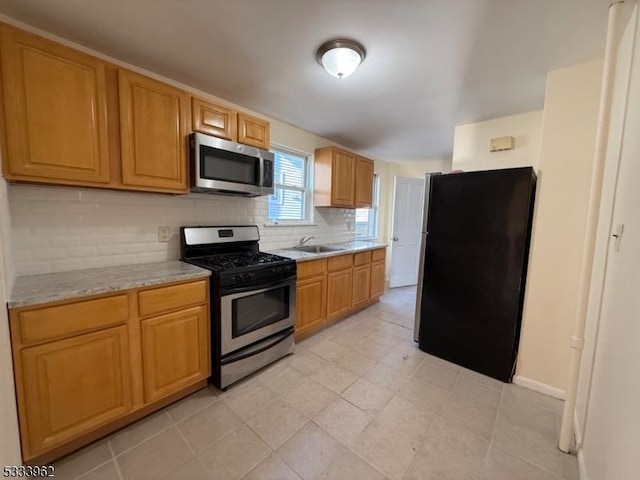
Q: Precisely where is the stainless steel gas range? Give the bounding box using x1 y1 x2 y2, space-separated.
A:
180 225 296 389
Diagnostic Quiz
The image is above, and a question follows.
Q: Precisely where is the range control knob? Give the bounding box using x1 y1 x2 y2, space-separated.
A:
244 273 251 282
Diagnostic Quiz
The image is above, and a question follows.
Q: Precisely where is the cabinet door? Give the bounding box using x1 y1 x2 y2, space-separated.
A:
355 156 375 207
118 69 188 192
370 261 386 298
191 97 237 140
352 264 371 307
327 268 353 320
331 149 356 207
141 306 209 403
20 326 131 457
296 275 327 338
237 112 270 149
0 26 110 184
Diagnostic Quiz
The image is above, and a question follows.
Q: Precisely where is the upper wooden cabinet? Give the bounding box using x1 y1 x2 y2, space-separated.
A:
0 26 111 184
191 97 270 150
355 156 375 207
191 97 237 141
118 69 189 193
237 112 270 150
314 146 374 208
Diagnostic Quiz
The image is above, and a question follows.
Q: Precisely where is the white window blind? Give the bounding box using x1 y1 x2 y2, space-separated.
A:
355 173 379 239
267 148 310 222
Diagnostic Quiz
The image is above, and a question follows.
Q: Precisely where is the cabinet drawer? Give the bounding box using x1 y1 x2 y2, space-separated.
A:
328 254 353 272
297 258 327 279
353 251 372 266
16 295 129 345
138 280 207 318
372 248 386 262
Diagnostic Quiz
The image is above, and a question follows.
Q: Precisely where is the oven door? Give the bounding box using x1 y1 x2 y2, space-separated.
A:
220 276 296 356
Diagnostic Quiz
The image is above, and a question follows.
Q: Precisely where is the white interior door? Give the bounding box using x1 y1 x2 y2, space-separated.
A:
389 176 425 288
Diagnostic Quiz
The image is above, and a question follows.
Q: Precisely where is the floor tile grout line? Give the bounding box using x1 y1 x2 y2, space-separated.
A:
107 441 124 480
487 389 563 478
109 421 176 460
486 384 506 458
174 419 197 458
490 444 564 479
166 392 220 425
70 457 114 480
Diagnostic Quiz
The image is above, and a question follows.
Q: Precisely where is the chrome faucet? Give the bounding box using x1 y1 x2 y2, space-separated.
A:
298 236 315 246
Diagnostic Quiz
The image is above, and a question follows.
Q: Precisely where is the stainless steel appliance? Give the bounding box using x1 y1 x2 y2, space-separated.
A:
181 225 296 389
190 132 275 196
414 168 536 382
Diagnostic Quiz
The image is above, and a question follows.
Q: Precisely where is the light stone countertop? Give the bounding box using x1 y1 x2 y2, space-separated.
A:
267 240 388 262
8 261 211 309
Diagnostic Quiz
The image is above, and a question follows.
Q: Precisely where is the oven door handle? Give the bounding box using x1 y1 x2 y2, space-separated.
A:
220 275 296 296
220 328 294 365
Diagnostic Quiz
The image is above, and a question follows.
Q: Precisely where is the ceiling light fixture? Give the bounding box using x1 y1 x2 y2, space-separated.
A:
316 39 366 79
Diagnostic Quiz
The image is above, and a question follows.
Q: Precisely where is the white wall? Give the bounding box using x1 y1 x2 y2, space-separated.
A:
578 7 640 480
452 111 543 172
0 181 21 464
516 59 604 394
394 159 452 178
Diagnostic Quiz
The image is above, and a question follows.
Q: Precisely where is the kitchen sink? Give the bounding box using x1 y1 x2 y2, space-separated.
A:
290 245 344 253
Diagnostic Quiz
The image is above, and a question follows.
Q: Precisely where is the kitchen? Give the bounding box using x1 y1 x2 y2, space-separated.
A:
0 1 639 480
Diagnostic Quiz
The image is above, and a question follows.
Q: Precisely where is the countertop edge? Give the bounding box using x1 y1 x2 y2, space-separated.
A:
8 263 211 310
268 242 388 263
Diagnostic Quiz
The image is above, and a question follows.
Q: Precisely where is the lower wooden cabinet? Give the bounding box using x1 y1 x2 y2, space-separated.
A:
370 260 386 298
8 278 210 463
327 269 353 320
352 263 372 308
295 248 385 339
141 306 209 403
296 275 327 338
20 326 132 455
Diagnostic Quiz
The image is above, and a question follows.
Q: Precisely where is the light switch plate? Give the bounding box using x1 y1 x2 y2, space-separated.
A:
157 226 172 242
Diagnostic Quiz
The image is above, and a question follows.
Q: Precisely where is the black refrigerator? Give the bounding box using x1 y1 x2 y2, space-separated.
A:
414 167 536 382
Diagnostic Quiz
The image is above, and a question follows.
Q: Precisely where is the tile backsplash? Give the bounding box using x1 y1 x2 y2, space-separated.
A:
9 184 355 276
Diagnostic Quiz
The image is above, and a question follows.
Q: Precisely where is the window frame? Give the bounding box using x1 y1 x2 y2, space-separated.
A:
266 144 314 226
355 173 380 240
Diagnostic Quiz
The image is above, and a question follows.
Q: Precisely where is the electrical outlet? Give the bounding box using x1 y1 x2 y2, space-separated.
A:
157 226 172 242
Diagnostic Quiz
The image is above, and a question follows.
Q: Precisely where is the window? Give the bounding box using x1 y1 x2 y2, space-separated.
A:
267 147 311 223
355 173 379 239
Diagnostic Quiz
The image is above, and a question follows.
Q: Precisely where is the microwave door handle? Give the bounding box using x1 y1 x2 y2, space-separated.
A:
258 157 265 186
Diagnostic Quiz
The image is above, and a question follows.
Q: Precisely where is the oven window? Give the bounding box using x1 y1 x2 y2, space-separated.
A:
200 145 259 185
232 286 290 338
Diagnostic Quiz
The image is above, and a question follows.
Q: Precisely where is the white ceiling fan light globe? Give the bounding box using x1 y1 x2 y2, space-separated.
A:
321 47 362 78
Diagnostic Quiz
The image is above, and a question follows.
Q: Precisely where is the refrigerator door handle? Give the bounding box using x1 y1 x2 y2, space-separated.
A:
414 173 433 342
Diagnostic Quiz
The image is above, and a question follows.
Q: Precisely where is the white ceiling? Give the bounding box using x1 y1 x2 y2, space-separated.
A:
0 0 610 161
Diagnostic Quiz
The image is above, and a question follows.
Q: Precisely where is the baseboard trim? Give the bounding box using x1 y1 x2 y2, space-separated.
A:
513 375 566 399
577 447 588 480
574 411 583 448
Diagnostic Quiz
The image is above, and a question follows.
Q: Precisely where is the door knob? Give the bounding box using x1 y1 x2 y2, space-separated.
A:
393 237 399 241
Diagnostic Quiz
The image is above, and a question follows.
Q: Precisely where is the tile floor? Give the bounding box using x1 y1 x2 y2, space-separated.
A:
50 287 580 480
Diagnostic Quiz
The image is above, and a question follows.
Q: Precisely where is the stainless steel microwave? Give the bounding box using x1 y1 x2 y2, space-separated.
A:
190 132 274 196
